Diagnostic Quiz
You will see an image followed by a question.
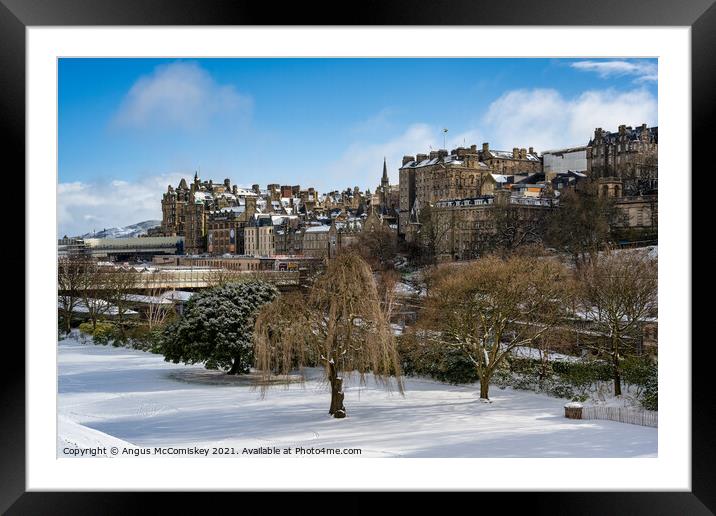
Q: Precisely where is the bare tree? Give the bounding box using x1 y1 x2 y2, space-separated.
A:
254 252 404 418
544 181 621 269
58 254 92 334
204 267 237 288
577 250 657 396
416 203 454 265
486 204 546 255
624 148 658 196
81 261 111 331
104 266 139 338
419 254 573 401
349 224 397 270
377 268 400 324
141 276 173 330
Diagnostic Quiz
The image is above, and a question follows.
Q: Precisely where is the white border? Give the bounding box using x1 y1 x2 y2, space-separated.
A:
27 27 691 491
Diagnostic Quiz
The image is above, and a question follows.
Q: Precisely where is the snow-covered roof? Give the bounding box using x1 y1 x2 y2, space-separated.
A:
194 191 213 203
235 188 257 197
123 294 174 305
159 290 195 302
304 225 330 233
220 206 246 214
400 154 491 170
491 174 511 183
58 299 138 315
271 215 298 225
489 150 540 161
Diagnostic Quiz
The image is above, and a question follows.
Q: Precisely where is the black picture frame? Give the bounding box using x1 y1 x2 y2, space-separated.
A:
3 0 709 512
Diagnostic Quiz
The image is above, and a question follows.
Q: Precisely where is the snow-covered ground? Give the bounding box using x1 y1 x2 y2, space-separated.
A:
58 336 657 458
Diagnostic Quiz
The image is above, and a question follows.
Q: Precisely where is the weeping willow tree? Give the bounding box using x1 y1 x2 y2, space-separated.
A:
254 252 404 418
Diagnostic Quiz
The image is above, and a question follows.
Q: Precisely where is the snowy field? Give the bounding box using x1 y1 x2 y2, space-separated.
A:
58 336 657 458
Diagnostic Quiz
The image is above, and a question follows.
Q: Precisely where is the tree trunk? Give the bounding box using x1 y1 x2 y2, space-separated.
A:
612 336 622 396
227 358 242 375
479 374 490 401
613 352 622 396
327 361 346 418
64 309 73 334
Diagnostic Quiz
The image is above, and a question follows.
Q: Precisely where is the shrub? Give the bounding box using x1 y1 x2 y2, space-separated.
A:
398 335 479 384
639 361 658 411
551 360 612 396
78 321 117 345
125 324 163 352
621 356 654 387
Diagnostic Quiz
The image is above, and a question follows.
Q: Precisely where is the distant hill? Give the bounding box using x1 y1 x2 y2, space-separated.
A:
78 220 161 239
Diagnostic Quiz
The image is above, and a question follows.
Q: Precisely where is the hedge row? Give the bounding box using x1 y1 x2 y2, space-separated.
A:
397 336 657 408
78 322 163 352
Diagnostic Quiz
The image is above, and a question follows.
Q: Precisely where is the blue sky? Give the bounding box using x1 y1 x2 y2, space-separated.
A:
58 58 657 236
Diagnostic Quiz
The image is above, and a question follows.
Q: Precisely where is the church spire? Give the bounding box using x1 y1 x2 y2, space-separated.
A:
381 157 389 187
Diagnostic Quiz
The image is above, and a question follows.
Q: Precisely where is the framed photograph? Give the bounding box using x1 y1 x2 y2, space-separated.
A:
4 0 710 512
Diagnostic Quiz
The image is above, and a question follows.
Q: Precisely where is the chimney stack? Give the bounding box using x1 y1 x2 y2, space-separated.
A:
513 148 519 159
482 142 489 153
528 146 534 155
402 155 415 166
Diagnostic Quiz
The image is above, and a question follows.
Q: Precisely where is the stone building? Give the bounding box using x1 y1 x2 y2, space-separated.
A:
478 143 542 175
323 187 364 213
613 195 658 241
374 158 400 227
300 225 332 259
587 123 658 195
161 173 324 255
161 173 259 254
425 191 556 262
398 145 498 238
586 124 658 240
274 216 303 255
244 214 278 257
206 197 257 255
183 200 207 255
160 178 191 236
300 219 363 259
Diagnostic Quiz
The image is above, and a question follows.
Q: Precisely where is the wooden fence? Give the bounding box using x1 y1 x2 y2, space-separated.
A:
581 405 658 427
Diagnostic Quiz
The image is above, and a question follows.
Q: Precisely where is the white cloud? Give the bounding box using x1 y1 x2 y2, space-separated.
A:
113 61 252 130
328 86 656 188
66 85 656 234
482 88 657 151
571 60 657 82
319 109 490 189
58 173 186 237
348 107 397 135
324 123 463 188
